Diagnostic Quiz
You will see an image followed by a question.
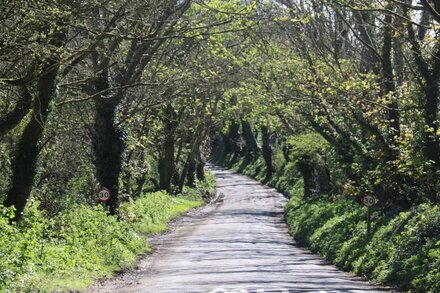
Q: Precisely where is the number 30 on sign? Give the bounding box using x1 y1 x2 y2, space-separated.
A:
98 187 111 202
362 195 376 207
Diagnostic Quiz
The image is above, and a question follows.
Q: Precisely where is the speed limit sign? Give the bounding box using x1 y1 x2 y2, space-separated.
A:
362 195 376 207
98 187 111 202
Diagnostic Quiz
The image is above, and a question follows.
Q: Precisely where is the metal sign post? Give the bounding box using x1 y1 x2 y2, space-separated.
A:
361 195 376 239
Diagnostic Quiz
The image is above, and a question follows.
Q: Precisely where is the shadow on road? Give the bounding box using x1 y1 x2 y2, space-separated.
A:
86 166 395 293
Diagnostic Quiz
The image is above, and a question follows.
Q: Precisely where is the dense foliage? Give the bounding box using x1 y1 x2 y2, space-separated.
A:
0 179 212 292
1 0 440 291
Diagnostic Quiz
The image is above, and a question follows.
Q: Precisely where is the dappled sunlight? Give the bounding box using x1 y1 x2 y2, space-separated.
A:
96 169 391 293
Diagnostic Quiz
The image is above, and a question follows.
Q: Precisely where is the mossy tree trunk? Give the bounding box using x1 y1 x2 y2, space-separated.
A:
4 57 62 221
93 95 125 215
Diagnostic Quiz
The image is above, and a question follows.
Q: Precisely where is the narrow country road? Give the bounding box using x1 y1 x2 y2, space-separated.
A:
89 167 392 293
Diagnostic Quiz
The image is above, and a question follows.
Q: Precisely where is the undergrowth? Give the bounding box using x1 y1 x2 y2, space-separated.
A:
0 172 214 292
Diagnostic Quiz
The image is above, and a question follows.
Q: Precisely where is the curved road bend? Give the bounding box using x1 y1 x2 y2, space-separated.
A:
89 166 393 293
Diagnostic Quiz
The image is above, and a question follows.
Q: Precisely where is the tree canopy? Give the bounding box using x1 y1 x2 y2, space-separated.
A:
0 0 439 227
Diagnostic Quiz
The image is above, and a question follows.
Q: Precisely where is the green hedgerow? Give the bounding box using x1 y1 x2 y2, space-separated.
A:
286 197 440 292
0 179 210 292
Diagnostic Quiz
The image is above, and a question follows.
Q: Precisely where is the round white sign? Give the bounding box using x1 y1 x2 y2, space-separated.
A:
362 195 376 207
98 187 111 202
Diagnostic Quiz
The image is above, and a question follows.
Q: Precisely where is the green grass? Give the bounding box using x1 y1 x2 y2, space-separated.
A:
40 277 94 292
119 192 203 234
0 172 214 292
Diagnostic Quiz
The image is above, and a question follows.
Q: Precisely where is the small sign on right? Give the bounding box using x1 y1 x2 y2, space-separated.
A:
362 195 376 207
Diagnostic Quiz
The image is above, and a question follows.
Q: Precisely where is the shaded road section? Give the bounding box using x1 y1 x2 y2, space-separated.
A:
88 166 392 293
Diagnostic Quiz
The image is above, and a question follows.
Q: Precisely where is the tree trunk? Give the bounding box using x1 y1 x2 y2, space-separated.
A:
316 164 331 194
158 104 178 192
158 144 175 192
186 155 196 188
227 120 242 159
210 133 226 160
241 120 259 161
4 60 59 221
178 123 205 192
261 125 274 179
355 11 380 74
423 82 440 202
296 159 316 198
196 159 205 181
93 98 125 215
220 132 231 154
196 145 206 181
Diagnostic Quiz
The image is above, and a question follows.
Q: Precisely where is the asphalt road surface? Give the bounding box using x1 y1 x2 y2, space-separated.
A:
88 166 392 293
